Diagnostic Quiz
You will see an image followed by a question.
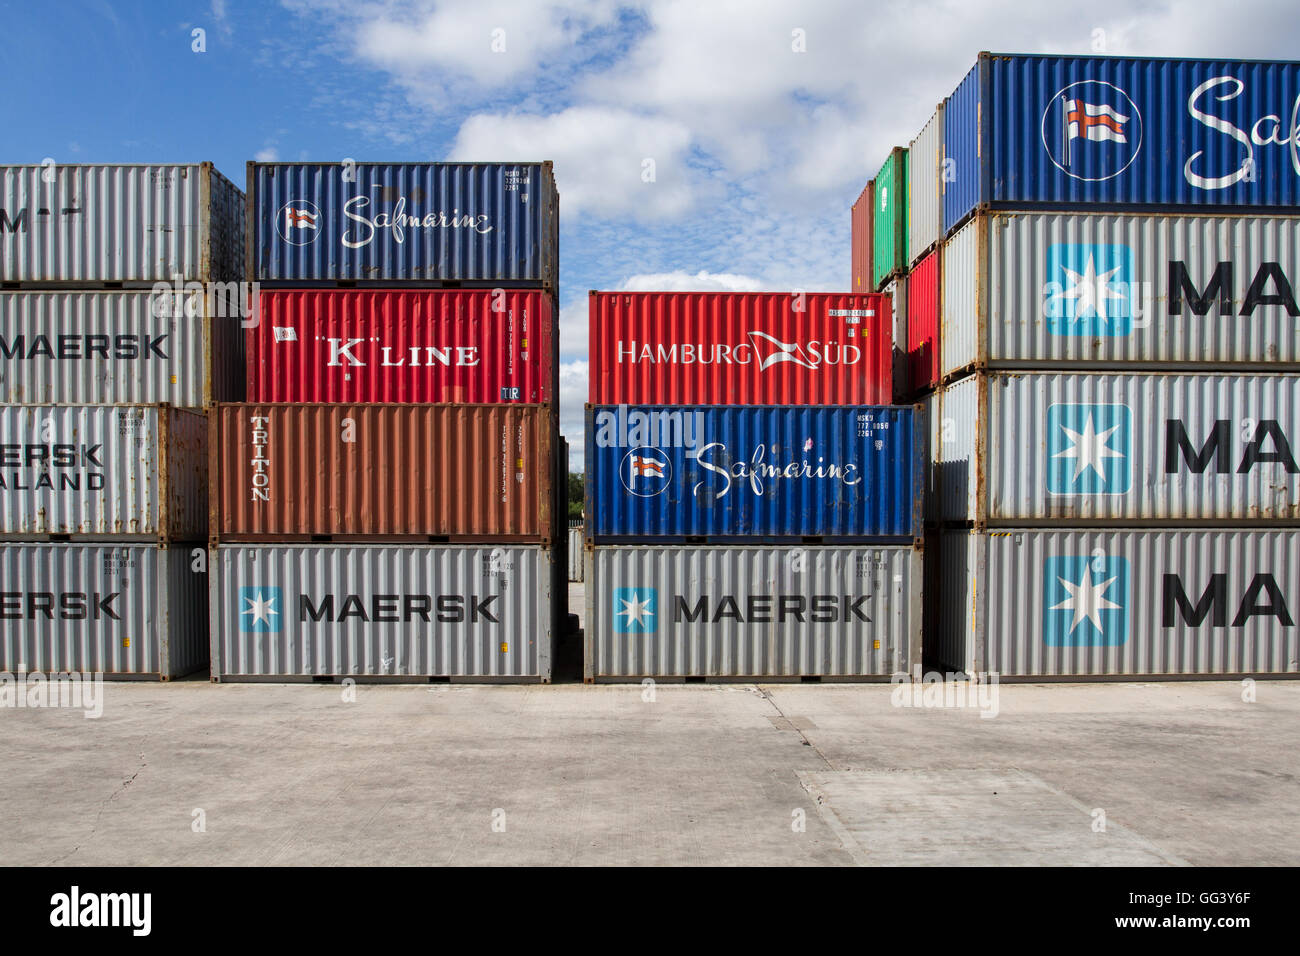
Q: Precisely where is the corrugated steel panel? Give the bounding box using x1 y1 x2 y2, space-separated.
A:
943 211 1300 377
588 292 891 405
851 180 873 292
937 371 1300 524
0 542 207 678
586 544 921 679
940 215 980 379
873 148 909 289
567 526 584 582
248 162 558 286
934 373 980 524
0 289 243 406
908 103 944 264
212 404 555 541
943 53 1300 233
882 276 907 401
942 61 982 237
936 528 1300 677
922 389 943 526
249 288 556 403
0 405 205 540
0 163 243 284
585 405 922 539
907 246 941 392
211 543 554 680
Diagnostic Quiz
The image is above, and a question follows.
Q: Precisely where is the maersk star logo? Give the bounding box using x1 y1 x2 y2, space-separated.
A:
1046 403 1132 495
1042 556 1129 647
239 586 282 633
613 587 657 634
1046 244 1134 336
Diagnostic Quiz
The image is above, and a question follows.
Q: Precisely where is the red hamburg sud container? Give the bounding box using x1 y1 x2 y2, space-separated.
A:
589 291 891 405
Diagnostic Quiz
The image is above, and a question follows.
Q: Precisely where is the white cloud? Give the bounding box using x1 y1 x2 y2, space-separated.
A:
556 359 588 473
355 1 617 87
254 146 280 162
618 270 765 292
210 0 232 38
557 295 588 361
449 106 703 220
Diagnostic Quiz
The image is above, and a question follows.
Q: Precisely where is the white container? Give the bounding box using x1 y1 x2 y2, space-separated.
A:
936 528 1300 678
907 102 944 266
941 211 1300 379
211 544 556 681
883 274 908 400
567 526 584 582
0 163 243 285
0 290 243 406
0 405 206 540
935 371 1300 525
0 542 207 679
586 544 921 679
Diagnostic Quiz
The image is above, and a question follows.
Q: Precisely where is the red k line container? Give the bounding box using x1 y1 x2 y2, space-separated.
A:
248 289 557 403
589 291 891 405
906 246 941 394
211 404 555 542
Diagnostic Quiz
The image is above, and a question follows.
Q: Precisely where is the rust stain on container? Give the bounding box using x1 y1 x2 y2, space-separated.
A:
212 404 554 541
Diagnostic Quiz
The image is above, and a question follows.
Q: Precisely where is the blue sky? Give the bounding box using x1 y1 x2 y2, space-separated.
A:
3 0 1297 466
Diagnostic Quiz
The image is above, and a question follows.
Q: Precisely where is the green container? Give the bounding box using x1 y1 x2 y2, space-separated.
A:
872 147 909 290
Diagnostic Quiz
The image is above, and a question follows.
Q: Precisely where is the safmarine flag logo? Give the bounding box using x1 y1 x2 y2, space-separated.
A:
1042 556 1130 647
276 200 321 247
613 587 657 634
1047 403 1132 495
1041 80 1143 182
619 446 672 498
239 586 282 633
1046 244 1135 336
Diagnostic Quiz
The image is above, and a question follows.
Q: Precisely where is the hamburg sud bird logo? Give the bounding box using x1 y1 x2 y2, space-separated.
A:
276 200 322 246
619 447 671 497
747 331 819 370
1041 80 1144 182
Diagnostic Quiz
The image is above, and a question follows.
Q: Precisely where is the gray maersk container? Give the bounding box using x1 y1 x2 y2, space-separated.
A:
935 371 1300 525
0 405 206 540
585 545 921 680
568 526 584 582
211 544 557 681
0 164 243 285
942 211 1300 380
0 290 244 406
907 102 944 266
0 543 207 679
882 274 908 400
936 528 1300 678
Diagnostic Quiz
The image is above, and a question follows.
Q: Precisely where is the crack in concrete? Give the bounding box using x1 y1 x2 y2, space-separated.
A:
46 750 147 865
753 685 834 769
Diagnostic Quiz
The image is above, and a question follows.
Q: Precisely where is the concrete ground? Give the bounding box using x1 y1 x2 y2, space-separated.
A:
0 584 1294 865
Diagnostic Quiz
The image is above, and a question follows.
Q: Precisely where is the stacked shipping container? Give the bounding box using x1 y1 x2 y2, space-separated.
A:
920 53 1300 677
210 162 562 681
584 291 923 680
0 163 245 678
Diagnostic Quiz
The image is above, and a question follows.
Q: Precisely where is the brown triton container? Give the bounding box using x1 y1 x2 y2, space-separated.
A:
211 404 554 542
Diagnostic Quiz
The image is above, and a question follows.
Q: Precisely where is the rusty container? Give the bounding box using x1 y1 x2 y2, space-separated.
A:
211 403 555 542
